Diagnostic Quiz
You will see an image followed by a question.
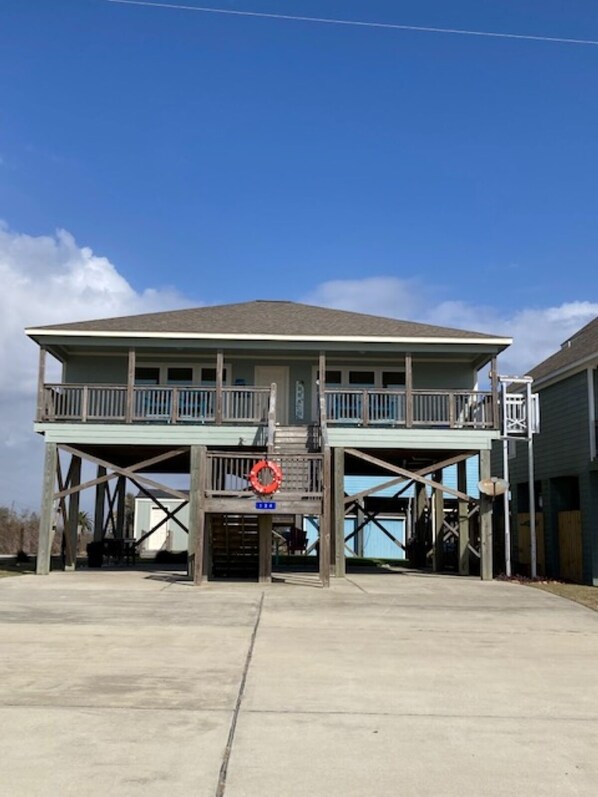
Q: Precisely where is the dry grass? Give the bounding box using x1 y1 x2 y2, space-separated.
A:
529 581 598 613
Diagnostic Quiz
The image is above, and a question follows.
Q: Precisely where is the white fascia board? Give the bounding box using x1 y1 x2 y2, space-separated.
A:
532 353 598 390
25 328 513 346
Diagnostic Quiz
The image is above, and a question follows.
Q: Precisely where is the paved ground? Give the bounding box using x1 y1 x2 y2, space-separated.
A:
2 567 598 796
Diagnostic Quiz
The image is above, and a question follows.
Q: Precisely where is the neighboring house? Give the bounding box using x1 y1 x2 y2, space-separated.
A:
504 317 598 584
26 300 511 584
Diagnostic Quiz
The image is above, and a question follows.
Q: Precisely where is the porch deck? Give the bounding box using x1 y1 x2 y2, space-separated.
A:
39 384 498 430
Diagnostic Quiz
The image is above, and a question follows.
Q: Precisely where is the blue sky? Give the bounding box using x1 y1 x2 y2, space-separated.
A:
1 0 598 507
2 0 598 306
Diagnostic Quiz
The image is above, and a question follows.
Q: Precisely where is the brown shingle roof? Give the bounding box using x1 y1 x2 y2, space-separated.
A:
29 300 507 341
528 316 598 384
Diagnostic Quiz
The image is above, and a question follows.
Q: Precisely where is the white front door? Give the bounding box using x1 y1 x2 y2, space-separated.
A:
255 366 289 424
148 506 168 552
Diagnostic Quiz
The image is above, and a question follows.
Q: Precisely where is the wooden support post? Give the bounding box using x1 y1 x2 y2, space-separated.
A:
333 447 345 577
36 442 57 575
126 348 136 423
188 445 207 584
405 353 413 428
415 482 427 546
479 449 493 580
329 452 336 574
319 448 331 587
115 475 126 539
355 504 365 557
258 514 273 583
457 459 470 575
93 466 106 542
216 350 224 425
64 455 81 570
36 346 47 422
432 470 444 572
319 351 326 387
490 356 499 429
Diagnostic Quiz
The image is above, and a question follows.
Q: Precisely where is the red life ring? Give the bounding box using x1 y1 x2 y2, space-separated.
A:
249 460 283 495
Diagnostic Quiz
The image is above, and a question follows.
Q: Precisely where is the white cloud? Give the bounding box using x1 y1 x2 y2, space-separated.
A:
0 224 192 510
305 276 598 376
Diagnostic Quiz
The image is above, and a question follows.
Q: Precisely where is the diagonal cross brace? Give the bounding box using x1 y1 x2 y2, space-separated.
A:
345 448 478 504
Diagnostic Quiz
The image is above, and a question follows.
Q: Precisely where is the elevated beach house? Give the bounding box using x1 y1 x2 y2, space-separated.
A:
26 301 511 584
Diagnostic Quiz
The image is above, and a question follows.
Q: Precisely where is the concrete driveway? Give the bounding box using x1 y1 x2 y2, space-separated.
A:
1 568 598 796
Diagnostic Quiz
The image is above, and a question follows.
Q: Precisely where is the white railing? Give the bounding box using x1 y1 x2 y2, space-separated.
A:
325 388 496 429
41 384 271 424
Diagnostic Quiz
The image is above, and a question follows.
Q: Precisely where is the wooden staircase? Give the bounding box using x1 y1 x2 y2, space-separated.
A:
273 425 318 455
273 425 320 494
210 514 259 579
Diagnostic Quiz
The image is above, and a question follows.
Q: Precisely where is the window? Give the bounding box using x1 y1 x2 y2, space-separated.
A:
167 367 193 385
382 371 406 388
348 371 376 386
135 367 160 385
134 363 230 385
325 370 342 385
200 367 228 385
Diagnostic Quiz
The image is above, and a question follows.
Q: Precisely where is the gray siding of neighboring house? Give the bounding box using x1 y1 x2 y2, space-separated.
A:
505 371 598 583
533 372 590 478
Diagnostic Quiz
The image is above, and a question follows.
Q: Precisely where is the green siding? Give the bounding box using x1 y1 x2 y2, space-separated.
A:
328 427 497 450
65 355 127 384
413 362 475 389
36 423 267 447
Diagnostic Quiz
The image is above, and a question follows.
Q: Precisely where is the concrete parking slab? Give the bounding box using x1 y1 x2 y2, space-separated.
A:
2 568 598 796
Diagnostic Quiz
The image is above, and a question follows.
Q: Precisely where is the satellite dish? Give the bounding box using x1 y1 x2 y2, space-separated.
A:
478 477 509 498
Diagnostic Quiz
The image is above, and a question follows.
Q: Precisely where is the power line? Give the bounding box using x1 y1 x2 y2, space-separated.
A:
107 0 598 47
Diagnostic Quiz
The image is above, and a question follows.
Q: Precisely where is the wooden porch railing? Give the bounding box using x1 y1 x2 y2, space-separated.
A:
40 384 271 424
325 388 496 429
206 451 324 497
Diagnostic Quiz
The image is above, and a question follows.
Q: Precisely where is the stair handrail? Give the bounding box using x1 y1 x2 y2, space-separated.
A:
267 382 277 457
